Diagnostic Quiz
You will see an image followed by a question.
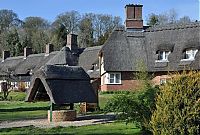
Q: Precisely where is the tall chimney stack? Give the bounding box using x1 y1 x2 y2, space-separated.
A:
2 51 10 62
125 4 143 31
66 33 78 52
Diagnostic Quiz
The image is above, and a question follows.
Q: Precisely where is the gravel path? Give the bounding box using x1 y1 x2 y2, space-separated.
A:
0 114 115 129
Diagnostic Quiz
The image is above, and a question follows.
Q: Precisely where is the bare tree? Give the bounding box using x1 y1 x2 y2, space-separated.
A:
178 16 191 24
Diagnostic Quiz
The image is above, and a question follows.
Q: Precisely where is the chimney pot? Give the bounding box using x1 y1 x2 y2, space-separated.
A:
45 43 54 55
66 34 78 51
2 50 10 61
24 47 32 58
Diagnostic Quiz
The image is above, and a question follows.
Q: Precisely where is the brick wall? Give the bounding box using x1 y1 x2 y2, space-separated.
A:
125 4 143 29
48 110 76 122
152 72 170 85
125 20 143 29
100 72 141 91
100 71 170 91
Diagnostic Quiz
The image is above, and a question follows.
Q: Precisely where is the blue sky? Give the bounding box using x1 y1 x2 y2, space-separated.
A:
0 0 199 23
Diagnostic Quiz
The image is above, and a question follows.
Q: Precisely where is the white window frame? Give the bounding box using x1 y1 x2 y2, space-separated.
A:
160 78 167 85
156 51 171 62
105 72 121 84
25 82 30 89
181 49 198 61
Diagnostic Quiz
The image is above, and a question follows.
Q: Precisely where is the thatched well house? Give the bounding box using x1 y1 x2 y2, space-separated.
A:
26 65 97 104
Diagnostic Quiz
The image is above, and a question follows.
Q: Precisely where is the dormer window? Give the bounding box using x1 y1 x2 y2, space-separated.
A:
156 51 171 62
182 49 198 61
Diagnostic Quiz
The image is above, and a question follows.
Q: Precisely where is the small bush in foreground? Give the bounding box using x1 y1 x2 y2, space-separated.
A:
150 71 200 135
104 84 159 133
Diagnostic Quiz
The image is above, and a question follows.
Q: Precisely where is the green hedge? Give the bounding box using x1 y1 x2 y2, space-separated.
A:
150 71 200 135
99 90 131 95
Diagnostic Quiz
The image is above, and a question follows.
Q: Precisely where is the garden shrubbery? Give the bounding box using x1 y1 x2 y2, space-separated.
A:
150 71 200 135
104 83 159 134
105 71 200 135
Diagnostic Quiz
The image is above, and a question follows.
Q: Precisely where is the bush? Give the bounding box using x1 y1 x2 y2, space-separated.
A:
104 84 159 133
150 71 200 135
99 91 130 95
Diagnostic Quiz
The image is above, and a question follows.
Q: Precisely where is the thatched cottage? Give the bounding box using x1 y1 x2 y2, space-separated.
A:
99 4 200 91
0 34 101 92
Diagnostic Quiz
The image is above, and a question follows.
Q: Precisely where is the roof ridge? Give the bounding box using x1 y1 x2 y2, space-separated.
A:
145 21 200 32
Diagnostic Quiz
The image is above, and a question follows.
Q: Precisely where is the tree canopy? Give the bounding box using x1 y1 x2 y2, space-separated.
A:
0 9 122 56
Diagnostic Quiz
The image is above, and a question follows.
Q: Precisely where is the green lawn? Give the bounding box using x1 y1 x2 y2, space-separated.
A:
99 93 114 110
0 93 115 121
0 122 141 135
0 91 26 101
0 101 49 121
0 101 49 109
0 110 47 121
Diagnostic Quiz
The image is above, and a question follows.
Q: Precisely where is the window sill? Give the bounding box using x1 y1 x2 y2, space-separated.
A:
180 59 194 61
105 83 122 85
155 60 169 63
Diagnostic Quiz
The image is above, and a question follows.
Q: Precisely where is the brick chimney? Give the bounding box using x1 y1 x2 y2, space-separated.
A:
66 33 78 52
125 4 143 31
24 47 32 58
45 43 54 56
2 50 10 62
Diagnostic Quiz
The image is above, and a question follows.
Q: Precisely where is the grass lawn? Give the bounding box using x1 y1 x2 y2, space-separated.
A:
0 122 141 135
99 93 114 109
0 101 49 121
0 101 49 109
0 110 47 121
0 91 26 101
0 92 115 121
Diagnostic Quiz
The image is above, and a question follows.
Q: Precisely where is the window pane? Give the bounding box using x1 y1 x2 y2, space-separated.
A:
115 74 120 83
110 74 114 79
165 51 170 60
159 51 163 60
110 78 114 83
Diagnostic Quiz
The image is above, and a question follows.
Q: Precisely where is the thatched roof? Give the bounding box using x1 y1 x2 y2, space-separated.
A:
101 29 147 71
0 56 24 76
26 65 97 104
14 52 57 75
0 46 78 78
46 46 78 66
101 22 200 72
78 46 102 78
145 22 200 72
